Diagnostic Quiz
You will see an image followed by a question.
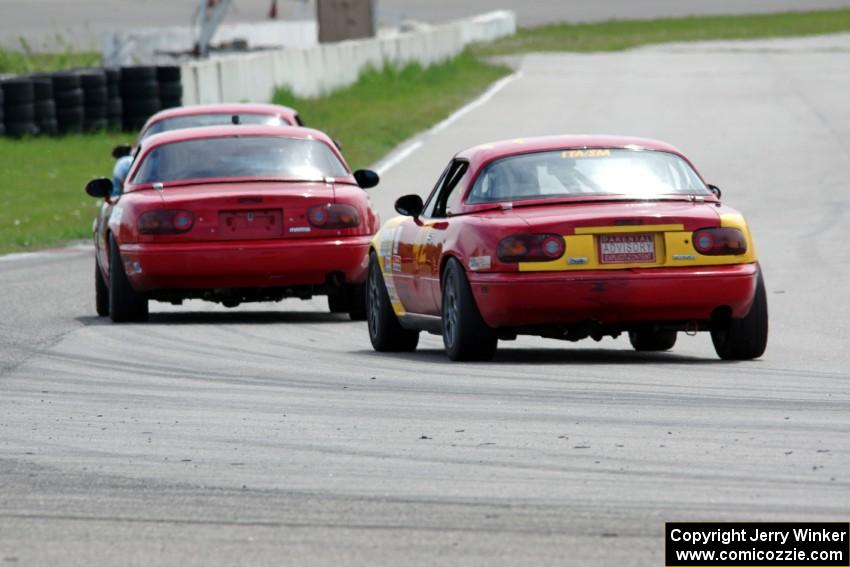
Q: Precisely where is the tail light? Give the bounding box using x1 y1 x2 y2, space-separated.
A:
692 227 747 255
138 209 194 235
307 204 360 229
498 234 565 262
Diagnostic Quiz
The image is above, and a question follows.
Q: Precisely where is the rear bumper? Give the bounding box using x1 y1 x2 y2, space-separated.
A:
119 236 371 292
468 263 759 328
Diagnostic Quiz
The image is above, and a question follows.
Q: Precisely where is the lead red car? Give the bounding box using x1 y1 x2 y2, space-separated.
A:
367 136 767 361
87 124 380 322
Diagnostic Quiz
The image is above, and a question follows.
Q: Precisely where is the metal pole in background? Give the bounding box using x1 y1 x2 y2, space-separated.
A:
195 0 234 57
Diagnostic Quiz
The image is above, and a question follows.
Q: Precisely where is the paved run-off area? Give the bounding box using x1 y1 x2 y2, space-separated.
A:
1 35 849 565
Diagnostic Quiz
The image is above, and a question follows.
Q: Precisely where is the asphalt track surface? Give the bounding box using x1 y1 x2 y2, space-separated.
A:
2 34 850 565
4 0 850 49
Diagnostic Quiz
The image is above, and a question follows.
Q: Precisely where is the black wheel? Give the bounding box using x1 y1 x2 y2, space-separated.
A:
120 80 159 99
156 66 181 82
108 236 148 322
158 82 183 100
78 71 106 89
3 103 35 122
108 98 123 115
3 121 37 138
123 97 161 116
1 78 34 103
34 99 56 118
31 77 54 100
121 66 157 82
84 104 108 119
366 253 419 352
84 118 109 132
347 282 367 321
95 261 109 317
711 266 768 360
629 329 677 351
50 72 81 91
83 87 109 106
54 89 84 108
327 288 348 313
441 258 497 361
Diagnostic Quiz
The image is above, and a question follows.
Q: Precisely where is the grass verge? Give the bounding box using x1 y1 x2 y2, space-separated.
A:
471 9 850 56
274 52 509 169
0 133 125 255
0 47 100 75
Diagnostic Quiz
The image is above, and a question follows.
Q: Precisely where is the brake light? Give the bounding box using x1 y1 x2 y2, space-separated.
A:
138 209 194 234
307 204 360 229
692 227 747 255
497 234 565 262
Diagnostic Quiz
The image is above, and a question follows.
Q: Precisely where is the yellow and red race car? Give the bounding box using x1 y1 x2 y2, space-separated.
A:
366 136 767 361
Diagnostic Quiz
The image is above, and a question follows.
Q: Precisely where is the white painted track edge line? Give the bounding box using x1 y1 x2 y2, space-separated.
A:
373 70 524 176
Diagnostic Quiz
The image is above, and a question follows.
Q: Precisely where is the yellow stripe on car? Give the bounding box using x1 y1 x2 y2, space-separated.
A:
519 221 757 272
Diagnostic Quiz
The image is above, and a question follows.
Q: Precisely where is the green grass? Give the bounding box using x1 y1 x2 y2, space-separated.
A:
0 133 127 254
274 52 510 169
0 46 100 75
472 9 850 56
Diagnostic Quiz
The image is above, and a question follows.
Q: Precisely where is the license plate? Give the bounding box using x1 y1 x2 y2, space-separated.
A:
220 209 283 239
599 233 656 264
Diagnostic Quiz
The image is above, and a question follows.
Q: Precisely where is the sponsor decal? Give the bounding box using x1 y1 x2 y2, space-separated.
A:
568 257 589 265
561 149 611 159
392 254 402 273
672 254 696 261
289 226 311 233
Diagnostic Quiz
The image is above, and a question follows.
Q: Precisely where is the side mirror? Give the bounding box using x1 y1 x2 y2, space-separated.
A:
86 177 114 199
708 184 722 199
395 194 424 217
112 144 132 159
334 139 343 150
354 169 379 189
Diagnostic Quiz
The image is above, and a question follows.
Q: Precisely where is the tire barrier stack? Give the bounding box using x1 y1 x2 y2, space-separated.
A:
157 66 183 111
80 69 109 132
32 76 58 136
52 72 84 134
1 65 183 138
1 78 38 138
121 66 160 132
106 68 122 131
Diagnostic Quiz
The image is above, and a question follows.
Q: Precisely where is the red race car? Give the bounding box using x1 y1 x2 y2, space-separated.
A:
111 102 304 173
137 103 303 142
367 136 767 361
86 124 380 322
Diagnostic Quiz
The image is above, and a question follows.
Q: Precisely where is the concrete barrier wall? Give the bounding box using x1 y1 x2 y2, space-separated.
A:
179 10 516 105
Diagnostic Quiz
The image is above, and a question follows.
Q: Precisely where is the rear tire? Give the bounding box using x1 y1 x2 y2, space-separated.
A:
327 288 348 313
711 266 768 360
108 237 148 323
366 253 419 352
95 261 109 317
347 282 367 321
629 330 677 351
441 258 497 361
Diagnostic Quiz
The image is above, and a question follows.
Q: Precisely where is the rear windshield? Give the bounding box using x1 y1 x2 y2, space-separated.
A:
132 136 348 184
141 113 290 139
467 148 710 204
